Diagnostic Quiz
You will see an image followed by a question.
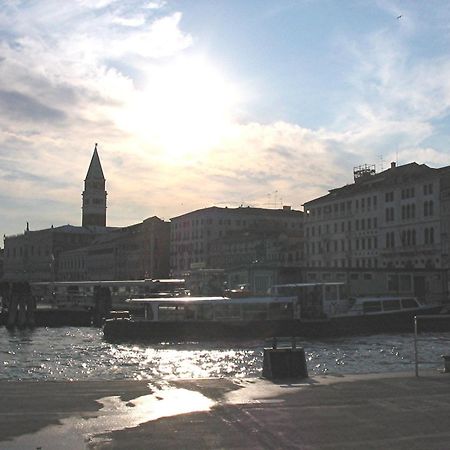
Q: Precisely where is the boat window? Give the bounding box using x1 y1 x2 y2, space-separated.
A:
158 305 186 321
242 303 268 320
268 303 293 319
363 301 382 313
324 285 338 301
382 300 401 311
214 304 241 320
197 305 214 320
401 298 419 309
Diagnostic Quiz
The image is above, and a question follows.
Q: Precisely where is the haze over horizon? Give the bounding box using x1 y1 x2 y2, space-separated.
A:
1 0 450 239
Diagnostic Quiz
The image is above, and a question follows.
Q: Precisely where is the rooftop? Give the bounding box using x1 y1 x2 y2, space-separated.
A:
171 205 303 220
304 161 450 206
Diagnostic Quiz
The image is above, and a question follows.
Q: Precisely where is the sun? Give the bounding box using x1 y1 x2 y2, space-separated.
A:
116 56 241 159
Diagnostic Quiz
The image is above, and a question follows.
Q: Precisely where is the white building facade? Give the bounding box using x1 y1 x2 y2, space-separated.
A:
170 206 304 277
303 162 450 303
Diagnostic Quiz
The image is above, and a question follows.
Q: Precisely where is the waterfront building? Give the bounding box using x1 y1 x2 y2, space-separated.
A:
170 206 304 288
58 217 170 281
303 162 450 303
3 224 108 281
0 247 4 280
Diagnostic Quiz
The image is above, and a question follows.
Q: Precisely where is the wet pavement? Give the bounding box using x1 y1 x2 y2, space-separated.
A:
1 372 450 449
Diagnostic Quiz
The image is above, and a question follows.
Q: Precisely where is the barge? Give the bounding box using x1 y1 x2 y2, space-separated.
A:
103 283 445 342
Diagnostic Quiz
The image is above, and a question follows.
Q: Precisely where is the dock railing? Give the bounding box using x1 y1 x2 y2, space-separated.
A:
414 314 450 377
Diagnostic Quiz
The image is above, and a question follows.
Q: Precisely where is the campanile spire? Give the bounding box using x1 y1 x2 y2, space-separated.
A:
82 143 107 227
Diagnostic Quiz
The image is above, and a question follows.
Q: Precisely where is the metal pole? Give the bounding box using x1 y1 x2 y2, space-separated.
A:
414 316 419 377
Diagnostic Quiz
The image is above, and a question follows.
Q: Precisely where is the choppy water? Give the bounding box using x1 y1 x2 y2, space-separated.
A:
1 327 450 381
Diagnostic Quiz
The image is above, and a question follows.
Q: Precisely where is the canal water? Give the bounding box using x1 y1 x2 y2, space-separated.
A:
1 327 450 381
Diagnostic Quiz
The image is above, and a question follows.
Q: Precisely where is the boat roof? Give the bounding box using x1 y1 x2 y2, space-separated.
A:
272 282 345 288
352 296 417 302
31 278 185 287
126 296 297 305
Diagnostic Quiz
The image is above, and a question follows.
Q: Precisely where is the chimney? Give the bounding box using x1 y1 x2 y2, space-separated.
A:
283 205 291 211
391 162 396 169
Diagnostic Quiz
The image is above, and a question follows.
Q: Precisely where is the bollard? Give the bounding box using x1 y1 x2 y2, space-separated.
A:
442 355 450 373
263 338 308 379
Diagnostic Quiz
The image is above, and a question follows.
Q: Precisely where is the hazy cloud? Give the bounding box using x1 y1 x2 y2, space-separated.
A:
0 89 66 122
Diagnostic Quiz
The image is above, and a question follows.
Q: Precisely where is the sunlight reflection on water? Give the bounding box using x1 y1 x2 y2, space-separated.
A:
1 327 450 380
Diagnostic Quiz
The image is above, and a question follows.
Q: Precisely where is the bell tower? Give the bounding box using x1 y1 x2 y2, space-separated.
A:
82 143 107 227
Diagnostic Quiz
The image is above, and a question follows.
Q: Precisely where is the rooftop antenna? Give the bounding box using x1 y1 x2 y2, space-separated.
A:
378 154 385 171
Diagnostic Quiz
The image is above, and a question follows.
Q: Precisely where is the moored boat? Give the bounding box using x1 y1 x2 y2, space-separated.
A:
103 283 446 342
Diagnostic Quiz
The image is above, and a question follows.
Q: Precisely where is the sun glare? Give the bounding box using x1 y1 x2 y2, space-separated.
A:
117 56 240 159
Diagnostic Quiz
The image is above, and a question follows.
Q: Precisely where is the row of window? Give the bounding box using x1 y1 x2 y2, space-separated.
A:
307 196 378 218
306 236 379 255
306 216 379 237
172 218 301 229
308 258 379 269
5 247 51 258
401 187 415 199
307 227 436 255
386 228 435 248
386 201 434 222
401 203 416 220
308 183 435 218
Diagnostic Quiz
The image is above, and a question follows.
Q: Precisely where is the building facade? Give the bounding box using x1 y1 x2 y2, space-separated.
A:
3 225 108 281
58 217 170 281
170 206 304 279
303 162 450 303
0 247 4 280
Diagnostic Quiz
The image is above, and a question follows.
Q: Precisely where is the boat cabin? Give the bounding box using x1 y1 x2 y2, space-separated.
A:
269 282 347 318
344 296 423 316
126 296 300 322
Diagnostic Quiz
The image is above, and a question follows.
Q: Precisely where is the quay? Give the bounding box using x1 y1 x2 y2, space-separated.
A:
1 372 450 449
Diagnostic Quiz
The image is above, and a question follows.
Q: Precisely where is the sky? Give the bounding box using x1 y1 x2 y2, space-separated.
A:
1 0 450 239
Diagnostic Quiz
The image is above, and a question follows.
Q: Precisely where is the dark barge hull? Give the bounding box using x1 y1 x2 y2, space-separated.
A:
103 306 447 342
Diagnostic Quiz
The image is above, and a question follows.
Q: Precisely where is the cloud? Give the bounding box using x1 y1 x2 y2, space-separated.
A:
0 2 194 235
1 0 450 239
327 17 450 170
0 89 66 123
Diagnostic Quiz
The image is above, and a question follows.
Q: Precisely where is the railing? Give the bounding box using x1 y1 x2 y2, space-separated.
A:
414 314 450 377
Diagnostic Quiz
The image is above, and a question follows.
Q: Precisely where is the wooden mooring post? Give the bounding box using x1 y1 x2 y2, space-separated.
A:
4 282 35 329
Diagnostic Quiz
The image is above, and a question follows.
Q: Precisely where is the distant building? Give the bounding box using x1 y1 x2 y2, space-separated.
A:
58 217 170 281
0 247 4 280
3 224 109 281
82 143 107 227
170 206 304 289
303 162 450 303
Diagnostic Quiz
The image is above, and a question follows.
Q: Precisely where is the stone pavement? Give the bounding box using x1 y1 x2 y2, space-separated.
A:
1 371 450 449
